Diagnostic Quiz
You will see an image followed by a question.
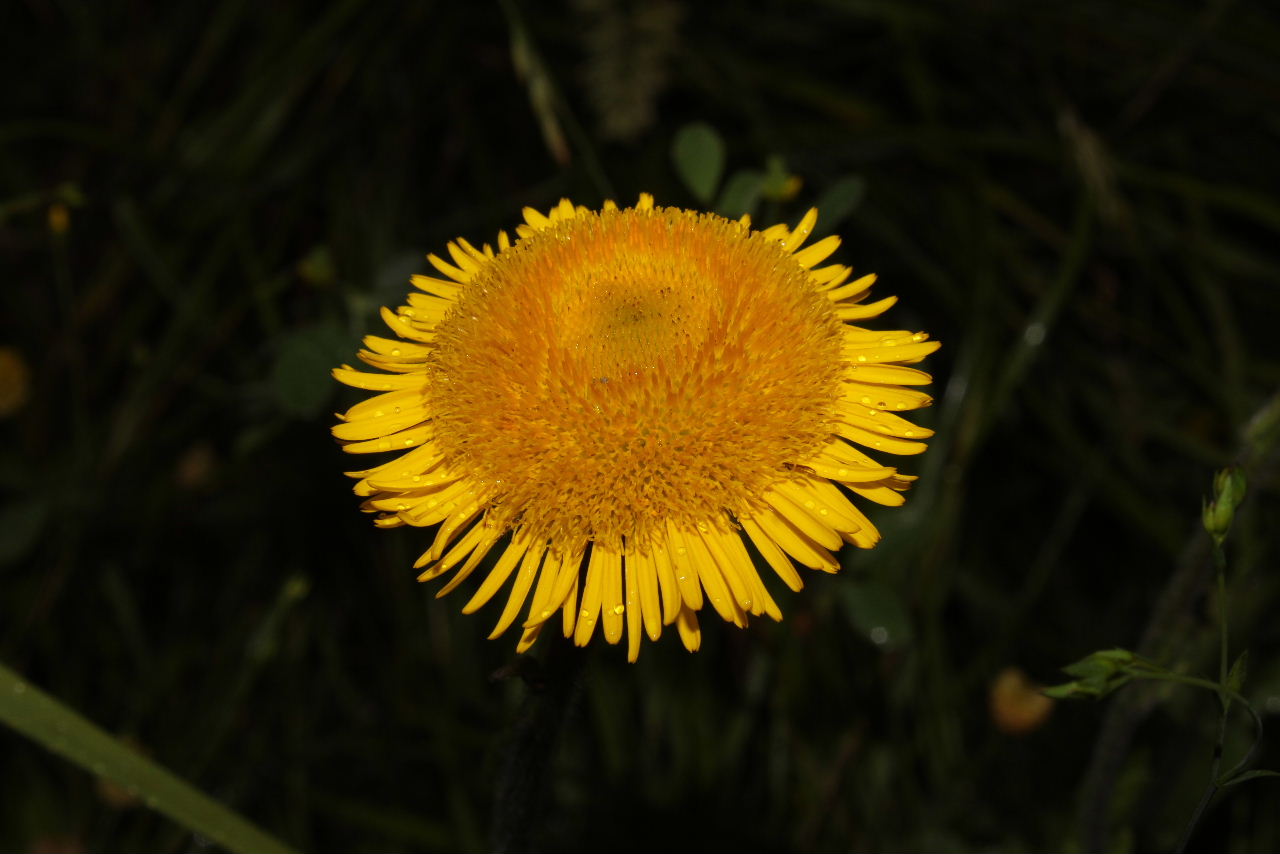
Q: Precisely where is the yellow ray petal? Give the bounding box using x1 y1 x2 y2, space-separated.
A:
664 523 704 611
739 515 804 592
598 541 625 645
676 605 701 652
462 529 533 614
785 208 818 251
573 542 608 646
333 366 422 392
840 382 934 412
490 540 547 638
844 364 934 385
561 572 579 638
762 487 844 550
835 405 935 440
751 509 839 572
652 539 682 626
409 274 462 301
436 526 503 596
427 252 470 283
685 524 745 627
630 547 664 641
624 554 643 662
716 527 782 620
698 524 756 616
793 234 841 269
520 545 563 635
825 273 878 302
833 422 929 456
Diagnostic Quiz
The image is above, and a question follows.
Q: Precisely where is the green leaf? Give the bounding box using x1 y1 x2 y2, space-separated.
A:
1221 768 1280 788
813 175 866 234
1041 682 1083 700
0 661 296 854
296 245 337 287
272 321 352 419
1054 649 1141 698
715 169 764 219
672 122 726 205
760 154 800 200
841 580 912 649
1227 650 1249 696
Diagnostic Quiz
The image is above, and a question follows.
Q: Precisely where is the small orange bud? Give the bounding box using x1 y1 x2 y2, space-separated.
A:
0 346 30 417
48 202 70 235
989 666 1055 735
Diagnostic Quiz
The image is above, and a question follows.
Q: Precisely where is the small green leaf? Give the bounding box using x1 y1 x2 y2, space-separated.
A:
1221 768 1280 788
813 175 866 234
672 122 726 204
760 154 802 201
1054 649 1140 698
715 170 764 219
841 580 912 649
1041 682 1083 700
1227 650 1249 696
296 245 337 287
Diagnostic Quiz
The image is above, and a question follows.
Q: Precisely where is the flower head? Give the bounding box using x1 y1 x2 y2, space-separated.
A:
333 195 939 660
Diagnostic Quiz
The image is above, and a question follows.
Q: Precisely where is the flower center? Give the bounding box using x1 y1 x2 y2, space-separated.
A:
426 207 846 548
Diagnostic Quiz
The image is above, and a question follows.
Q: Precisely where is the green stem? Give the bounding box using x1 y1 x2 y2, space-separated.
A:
491 639 587 853
0 662 295 854
1173 544 1231 854
1217 546 1228 701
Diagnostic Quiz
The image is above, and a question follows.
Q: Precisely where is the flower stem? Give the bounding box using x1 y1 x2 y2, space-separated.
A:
1175 544 1230 854
490 638 586 854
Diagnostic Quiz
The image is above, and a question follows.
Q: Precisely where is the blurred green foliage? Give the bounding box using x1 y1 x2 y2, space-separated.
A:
3 0 1280 851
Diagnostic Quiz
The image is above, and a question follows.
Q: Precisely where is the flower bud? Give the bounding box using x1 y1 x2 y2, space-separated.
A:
1202 467 1247 545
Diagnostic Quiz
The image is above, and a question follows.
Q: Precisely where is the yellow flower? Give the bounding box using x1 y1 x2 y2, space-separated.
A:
333 195 939 660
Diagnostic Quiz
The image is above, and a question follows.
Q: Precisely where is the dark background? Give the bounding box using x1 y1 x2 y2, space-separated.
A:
3 0 1280 851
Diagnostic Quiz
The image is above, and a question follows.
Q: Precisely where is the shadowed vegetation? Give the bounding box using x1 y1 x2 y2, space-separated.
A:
3 1 1279 851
